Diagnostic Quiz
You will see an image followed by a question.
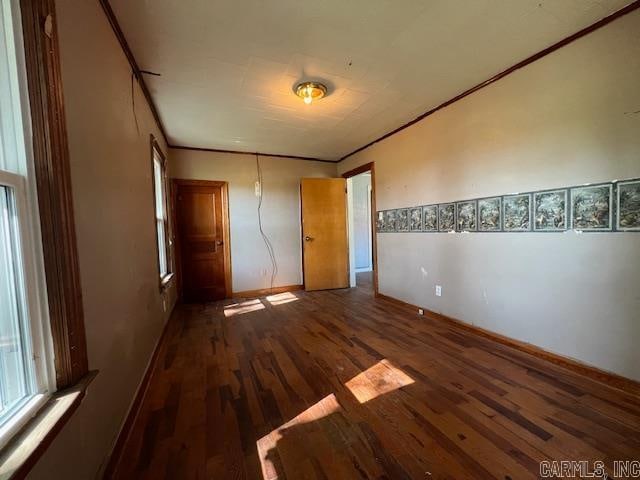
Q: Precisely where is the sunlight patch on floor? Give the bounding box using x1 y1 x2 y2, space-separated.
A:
345 359 414 403
223 299 265 317
256 393 341 480
266 292 299 306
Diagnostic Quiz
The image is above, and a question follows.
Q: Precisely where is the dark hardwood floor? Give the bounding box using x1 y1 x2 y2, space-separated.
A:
111 283 640 479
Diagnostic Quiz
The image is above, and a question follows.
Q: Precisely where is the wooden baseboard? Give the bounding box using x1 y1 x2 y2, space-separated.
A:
102 306 176 479
376 293 640 397
232 284 303 299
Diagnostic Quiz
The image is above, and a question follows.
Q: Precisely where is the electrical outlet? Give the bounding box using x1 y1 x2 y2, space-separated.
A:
435 285 442 297
254 181 261 197
418 308 424 315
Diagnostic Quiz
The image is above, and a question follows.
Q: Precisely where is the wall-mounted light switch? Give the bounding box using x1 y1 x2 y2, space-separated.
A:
435 285 442 297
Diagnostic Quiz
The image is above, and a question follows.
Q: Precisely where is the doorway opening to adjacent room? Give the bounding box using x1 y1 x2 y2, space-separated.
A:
344 163 378 294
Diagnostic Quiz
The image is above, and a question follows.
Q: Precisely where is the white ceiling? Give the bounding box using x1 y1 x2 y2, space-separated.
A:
110 0 630 161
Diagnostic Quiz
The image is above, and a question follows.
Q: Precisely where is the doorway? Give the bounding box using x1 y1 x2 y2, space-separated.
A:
343 163 378 294
173 179 232 302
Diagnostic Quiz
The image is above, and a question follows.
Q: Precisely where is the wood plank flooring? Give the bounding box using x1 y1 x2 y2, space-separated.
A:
111 282 640 479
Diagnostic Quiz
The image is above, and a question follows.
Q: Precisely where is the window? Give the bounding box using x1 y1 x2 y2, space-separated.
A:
151 138 172 286
0 0 55 447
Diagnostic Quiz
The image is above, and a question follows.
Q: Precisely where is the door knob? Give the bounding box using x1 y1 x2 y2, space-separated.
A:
304 236 313 242
216 240 223 246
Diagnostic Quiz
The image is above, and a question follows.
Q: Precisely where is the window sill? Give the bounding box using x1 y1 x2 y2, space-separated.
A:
160 272 175 292
0 370 98 480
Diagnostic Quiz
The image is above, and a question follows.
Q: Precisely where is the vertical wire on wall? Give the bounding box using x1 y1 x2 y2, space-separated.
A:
256 154 278 292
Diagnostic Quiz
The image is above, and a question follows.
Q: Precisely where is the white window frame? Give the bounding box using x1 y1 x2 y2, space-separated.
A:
0 0 56 449
151 140 172 287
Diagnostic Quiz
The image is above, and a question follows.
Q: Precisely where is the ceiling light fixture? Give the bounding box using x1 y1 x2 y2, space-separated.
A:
295 81 327 105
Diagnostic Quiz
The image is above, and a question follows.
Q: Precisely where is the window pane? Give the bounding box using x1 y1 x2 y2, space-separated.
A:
0 3 27 175
157 219 167 277
153 157 164 219
152 150 169 279
0 185 32 421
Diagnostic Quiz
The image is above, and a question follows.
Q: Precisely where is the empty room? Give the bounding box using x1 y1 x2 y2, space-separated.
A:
0 0 639 479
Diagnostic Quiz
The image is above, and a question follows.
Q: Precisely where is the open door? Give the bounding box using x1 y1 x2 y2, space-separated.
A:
301 178 349 291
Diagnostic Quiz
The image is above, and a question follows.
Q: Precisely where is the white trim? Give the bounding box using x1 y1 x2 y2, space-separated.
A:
0 394 48 451
366 184 373 270
4 0 55 396
346 178 356 288
355 267 373 273
346 173 375 286
347 171 374 287
0 169 24 188
10 0 56 394
0 0 56 449
152 146 170 280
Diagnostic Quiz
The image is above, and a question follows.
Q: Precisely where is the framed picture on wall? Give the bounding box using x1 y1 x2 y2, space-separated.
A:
409 207 422 231
503 193 531 231
423 205 438 232
570 183 612 231
533 189 567 231
383 209 397 232
438 203 455 232
376 211 385 232
397 208 410 232
616 179 640 231
478 197 501 232
456 200 477 231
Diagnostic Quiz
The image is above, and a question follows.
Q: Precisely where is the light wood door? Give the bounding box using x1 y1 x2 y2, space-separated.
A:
175 181 230 302
301 178 349 291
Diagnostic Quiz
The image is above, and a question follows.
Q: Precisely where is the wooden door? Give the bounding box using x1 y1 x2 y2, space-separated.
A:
175 181 230 302
301 178 349 291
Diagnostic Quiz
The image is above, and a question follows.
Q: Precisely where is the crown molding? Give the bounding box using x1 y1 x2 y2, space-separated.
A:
98 0 168 144
339 0 640 162
99 0 338 163
169 145 337 164
99 0 640 164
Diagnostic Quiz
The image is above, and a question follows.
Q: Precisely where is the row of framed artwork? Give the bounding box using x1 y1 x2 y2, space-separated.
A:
376 178 640 233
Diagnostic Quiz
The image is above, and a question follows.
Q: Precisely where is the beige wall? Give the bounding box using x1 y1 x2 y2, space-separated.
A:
339 11 640 380
169 149 338 293
24 3 640 477
29 0 177 478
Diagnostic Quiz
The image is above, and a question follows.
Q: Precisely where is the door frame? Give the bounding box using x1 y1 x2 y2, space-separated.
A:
171 179 232 301
342 162 379 296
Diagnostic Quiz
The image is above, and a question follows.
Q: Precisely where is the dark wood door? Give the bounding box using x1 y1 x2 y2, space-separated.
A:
175 181 230 302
